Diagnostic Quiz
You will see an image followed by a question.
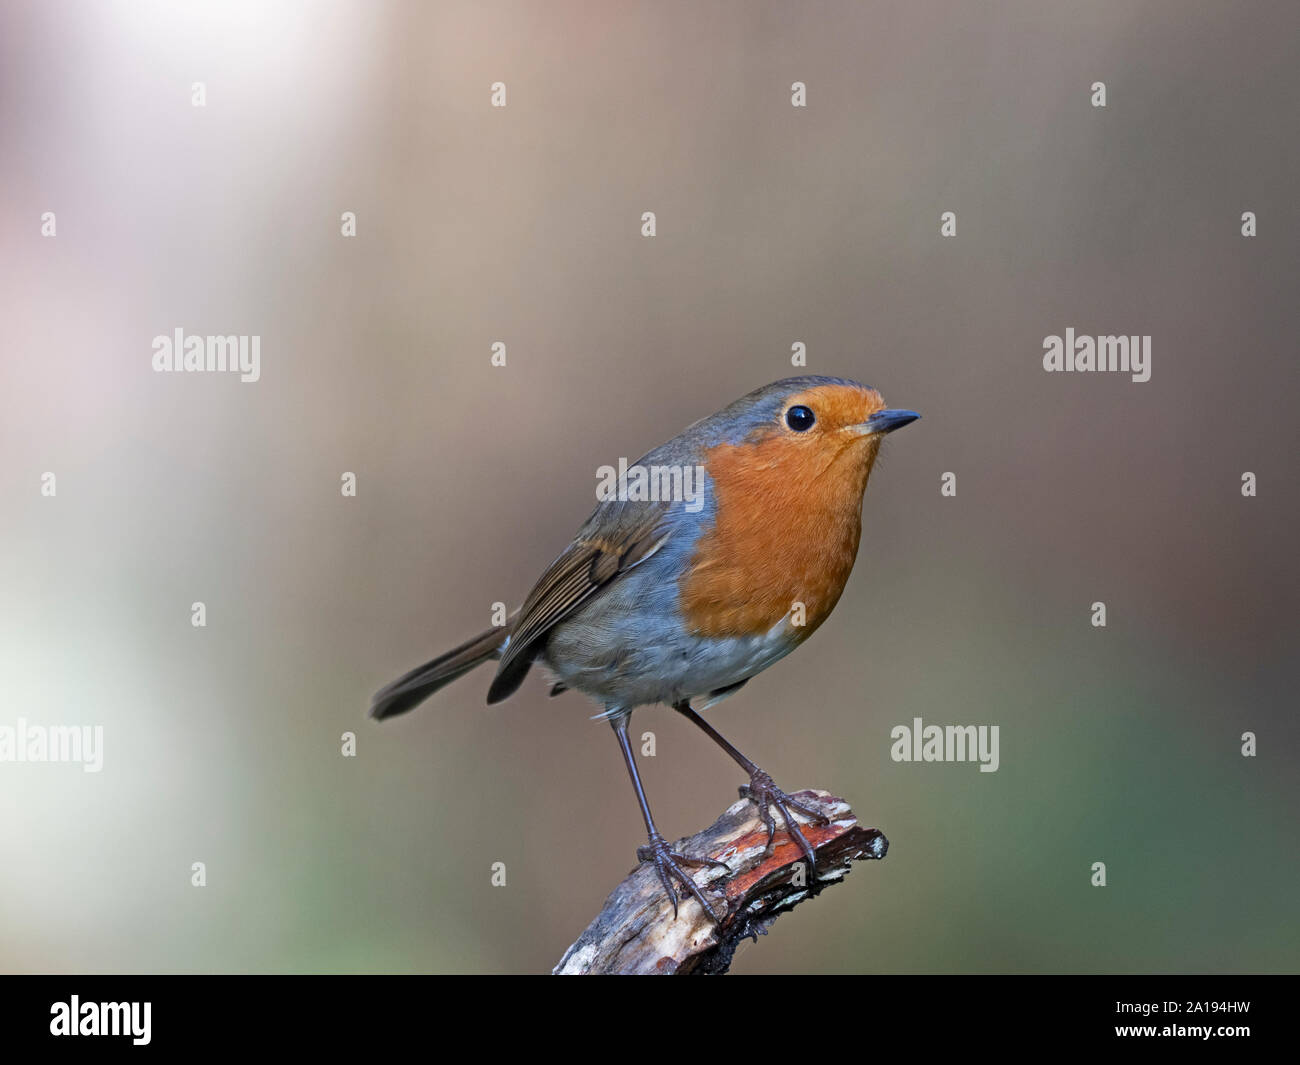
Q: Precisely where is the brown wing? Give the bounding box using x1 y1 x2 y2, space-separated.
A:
486 501 672 704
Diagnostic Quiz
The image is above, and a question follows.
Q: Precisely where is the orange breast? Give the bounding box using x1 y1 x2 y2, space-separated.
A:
680 432 877 639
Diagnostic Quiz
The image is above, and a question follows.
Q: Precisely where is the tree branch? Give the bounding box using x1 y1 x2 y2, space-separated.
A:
553 789 888 975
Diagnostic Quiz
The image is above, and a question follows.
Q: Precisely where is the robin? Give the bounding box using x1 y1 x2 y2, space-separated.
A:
370 376 918 920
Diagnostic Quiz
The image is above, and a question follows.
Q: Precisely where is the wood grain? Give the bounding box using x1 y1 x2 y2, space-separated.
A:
554 790 888 975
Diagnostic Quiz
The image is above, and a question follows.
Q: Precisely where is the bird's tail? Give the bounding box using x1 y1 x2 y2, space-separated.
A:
369 624 510 721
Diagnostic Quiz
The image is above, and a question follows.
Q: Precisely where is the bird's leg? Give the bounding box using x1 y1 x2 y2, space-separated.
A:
610 713 729 922
673 700 830 871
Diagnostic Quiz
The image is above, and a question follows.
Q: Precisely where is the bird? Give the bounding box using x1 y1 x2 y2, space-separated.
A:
369 375 918 920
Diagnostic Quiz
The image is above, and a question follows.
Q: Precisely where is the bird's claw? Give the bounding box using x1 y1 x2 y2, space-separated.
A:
739 770 830 872
636 832 729 923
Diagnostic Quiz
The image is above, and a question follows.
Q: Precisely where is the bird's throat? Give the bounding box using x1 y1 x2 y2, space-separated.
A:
679 435 877 639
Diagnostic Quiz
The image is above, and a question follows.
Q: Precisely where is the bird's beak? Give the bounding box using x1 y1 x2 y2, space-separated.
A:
850 409 920 436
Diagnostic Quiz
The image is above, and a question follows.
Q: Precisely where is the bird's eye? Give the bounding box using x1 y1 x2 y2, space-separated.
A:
785 405 815 432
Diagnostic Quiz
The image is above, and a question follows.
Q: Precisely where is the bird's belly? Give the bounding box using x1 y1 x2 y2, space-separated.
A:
542 563 797 711
545 617 794 711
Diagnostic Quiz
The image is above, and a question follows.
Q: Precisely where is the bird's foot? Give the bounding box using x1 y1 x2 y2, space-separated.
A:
636 831 730 922
739 769 831 871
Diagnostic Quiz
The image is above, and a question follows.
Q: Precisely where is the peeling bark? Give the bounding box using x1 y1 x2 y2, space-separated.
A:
554 790 888 975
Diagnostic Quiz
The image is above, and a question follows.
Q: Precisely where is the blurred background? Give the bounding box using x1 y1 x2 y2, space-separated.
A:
1 0 1296 974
